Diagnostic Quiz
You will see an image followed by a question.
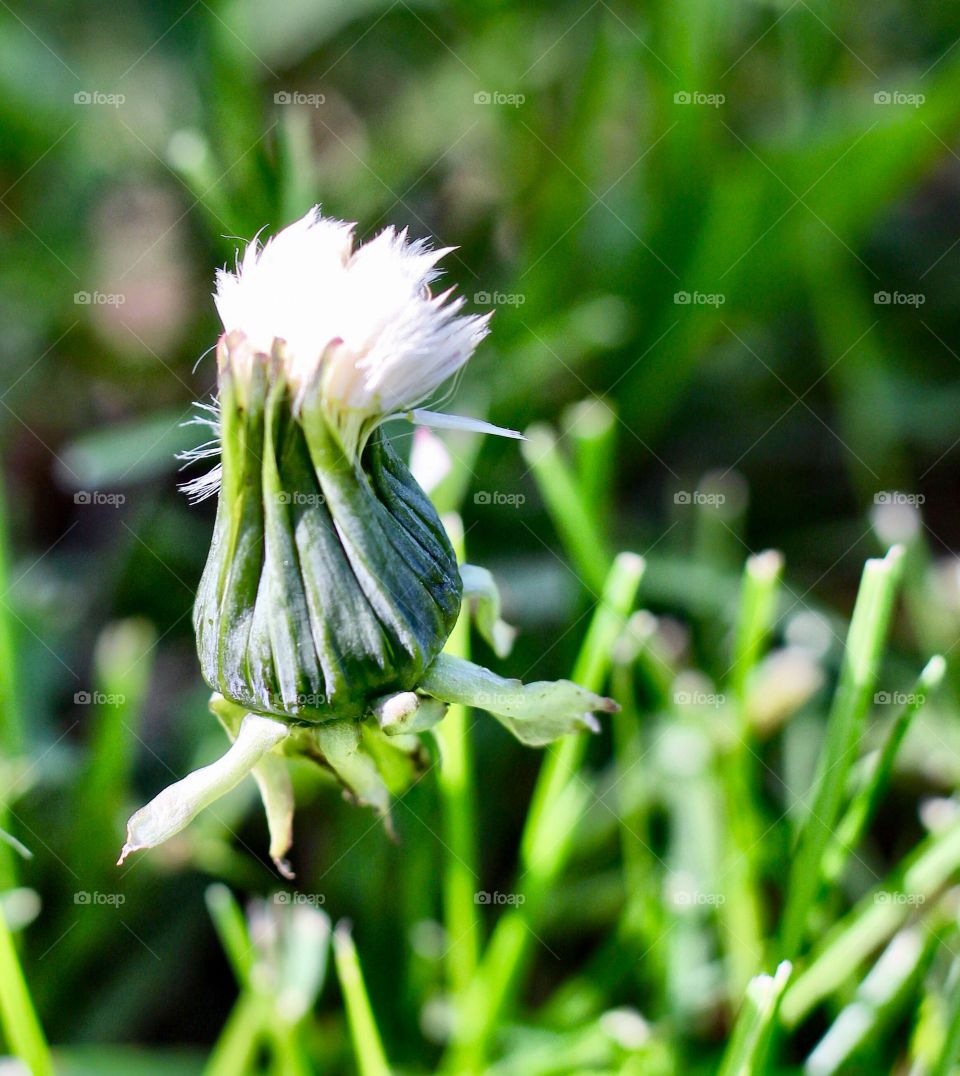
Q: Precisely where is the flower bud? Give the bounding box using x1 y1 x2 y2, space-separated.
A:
193 333 462 723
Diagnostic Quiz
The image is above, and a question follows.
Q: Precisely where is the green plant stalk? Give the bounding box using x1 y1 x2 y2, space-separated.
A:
564 398 617 535
74 619 156 870
521 423 612 594
0 905 53 1076
780 546 905 958
450 552 644 1068
721 552 784 996
333 923 390 1076
434 514 481 1001
805 923 936 1075
610 660 651 895
821 655 945 887
929 954 960 1076
205 884 254 986
717 961 792 1076
781 813 960 1026
204 992 265 1076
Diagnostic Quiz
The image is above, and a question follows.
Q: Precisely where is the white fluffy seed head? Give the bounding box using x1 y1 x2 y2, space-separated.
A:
213 207 491 438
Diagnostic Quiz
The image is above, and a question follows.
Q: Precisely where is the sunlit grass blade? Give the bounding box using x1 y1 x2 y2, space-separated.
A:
562 397 617 533
720 550 784 995
781 814 960 1026
821 655 945 887
333 922 390 1076
204 992 265 1076
0 903 53 1076
780 545 905 958
451 552 644 1068
717 961 791 1076
205 884 254 986
521 422 612 594
805 925 934 1075
435 514 481 1004
928 953 960 1076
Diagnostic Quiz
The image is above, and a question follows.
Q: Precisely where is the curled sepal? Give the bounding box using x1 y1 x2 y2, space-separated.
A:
459 564 517 659
310 721 391 818
419 653 618 747
118 713 290 865
209 693 295 876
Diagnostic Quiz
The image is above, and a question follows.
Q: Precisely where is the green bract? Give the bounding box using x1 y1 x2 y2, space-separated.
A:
194 334 462 724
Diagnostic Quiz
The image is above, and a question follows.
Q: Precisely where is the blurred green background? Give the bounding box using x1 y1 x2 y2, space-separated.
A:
3 0 960 1072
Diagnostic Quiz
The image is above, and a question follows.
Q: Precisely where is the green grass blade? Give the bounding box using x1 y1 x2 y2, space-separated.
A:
205 884 254 987
435 514 481 1001
720 550 784 994
821 655 946 886
929 955 960 1076
450 552 644 1068
333 922 390 1076
717 961 792 1076
521 423 612 594
203 992 265 1076
0 904 53 1076
781 815 960 1026
805 925 934 1075
780 545 905 958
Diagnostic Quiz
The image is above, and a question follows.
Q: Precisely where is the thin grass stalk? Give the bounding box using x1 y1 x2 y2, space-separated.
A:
333 922 391 1076
450 552 644 1068
717 961 792 1076
0 904 53 1076
821 655 945 887
520 423 612 594
434 514 481 1004
781 813 960 1026
780 546 905 958
720 551 784 995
